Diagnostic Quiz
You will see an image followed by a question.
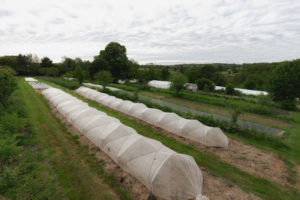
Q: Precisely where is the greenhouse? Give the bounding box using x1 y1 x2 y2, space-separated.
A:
42 87 207 200
147 80 171 89
76 86 228 148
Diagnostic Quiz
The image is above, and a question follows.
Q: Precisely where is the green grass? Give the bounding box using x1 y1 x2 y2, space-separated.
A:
41 78 300 200
19 78 134 200
38 76 80 90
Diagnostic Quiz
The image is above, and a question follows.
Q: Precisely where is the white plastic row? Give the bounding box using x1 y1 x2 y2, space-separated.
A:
76 86 228 148
25 77 37 82
42 87 207 200
25 77 50 89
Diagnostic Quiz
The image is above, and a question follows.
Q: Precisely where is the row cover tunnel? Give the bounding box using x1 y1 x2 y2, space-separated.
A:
35 84 208 200
76 86 228 148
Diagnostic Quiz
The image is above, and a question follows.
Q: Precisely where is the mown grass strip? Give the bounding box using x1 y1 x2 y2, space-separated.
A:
40 78 300 200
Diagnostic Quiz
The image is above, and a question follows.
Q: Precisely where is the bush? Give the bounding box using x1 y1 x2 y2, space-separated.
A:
170 73 188 96
196 78 215 92
225 84 235 95
280 99 296 110
38 77 80 90
0 136 22 163
0 67 17 106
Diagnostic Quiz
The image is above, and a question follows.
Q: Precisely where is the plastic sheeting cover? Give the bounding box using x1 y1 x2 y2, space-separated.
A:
76 86 228 148
148 80 171 89
42 87 207 200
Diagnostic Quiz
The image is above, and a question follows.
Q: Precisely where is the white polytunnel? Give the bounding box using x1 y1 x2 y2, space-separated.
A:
24 77 50 89
40 87 208 200
76 86 228 148
148 80 172 89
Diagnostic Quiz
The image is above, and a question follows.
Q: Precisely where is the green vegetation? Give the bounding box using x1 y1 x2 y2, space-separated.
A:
269 60 300 110
40 79 300 200
195 78 215 92
38 76 80 90
94 70 113 90
170 73 188 96
0 67 17 106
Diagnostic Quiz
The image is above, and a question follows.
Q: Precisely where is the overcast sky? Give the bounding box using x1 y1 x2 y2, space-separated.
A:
0 0 300 64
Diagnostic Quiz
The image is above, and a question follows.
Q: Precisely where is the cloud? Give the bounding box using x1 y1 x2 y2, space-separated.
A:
0 9 12 17
0 0 299 64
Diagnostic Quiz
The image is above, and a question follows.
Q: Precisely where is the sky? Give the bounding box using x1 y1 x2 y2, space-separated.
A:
0 0 300 64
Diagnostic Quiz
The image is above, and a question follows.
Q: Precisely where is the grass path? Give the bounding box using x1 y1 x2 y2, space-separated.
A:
39 79 300 200
19 79 121 200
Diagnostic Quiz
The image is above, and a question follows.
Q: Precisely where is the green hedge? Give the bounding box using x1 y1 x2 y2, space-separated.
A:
38 76 80 90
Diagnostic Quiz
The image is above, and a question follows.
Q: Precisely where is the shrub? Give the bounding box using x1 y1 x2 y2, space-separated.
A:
280 99 296 110
0 136 22 163
170 73 188 96
0 67 17 106
94 70 113 90
38 77 80 90
196 78 215 92
225 84 235 95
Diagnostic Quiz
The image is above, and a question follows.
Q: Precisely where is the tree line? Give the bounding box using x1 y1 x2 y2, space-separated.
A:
0 41 299 110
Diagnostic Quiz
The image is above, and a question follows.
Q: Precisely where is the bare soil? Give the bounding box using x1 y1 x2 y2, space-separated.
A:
141 92 291 128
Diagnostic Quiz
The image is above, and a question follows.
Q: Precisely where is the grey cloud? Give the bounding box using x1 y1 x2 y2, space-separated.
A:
49 17 65 24
0 9 12 17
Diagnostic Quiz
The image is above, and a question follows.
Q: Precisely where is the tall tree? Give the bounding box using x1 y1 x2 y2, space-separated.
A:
269 60 300 109
102 42 128 80
40 57 53 68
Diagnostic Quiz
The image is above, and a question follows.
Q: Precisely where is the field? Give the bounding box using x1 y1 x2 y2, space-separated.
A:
32 77 300 199
1 75 299 200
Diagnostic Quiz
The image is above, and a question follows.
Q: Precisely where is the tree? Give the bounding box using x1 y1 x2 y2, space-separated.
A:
196 78 215 92
75 66 84 84
102 42 129 80
90 55 109 79
225 84 235 95
185 67 200 83
268 60 300 110
94 70 113 90
40 57 53 68
0 67 17 106
244 79 256 90
170 73 188 96
161 67 170 80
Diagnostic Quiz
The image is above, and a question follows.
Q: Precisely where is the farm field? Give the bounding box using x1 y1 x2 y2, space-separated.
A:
35 77 300 200
1 1 300 199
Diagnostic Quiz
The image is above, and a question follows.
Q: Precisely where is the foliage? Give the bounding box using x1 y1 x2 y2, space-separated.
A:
103 42 129 80
40 57 53 68
231 108 242 124
39 67 59 77
0 67 17 106
269 60 300 110
225 83 235 95
170 73 188 96
94 70 113 90
74 66 84 84
195 78 215 91
38 76 80 89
